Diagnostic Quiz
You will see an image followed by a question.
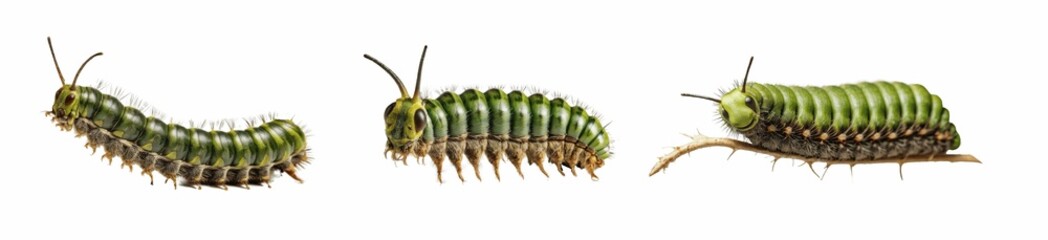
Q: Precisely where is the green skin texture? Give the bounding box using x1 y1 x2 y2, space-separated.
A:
52 85 307 167
386 88 611 159
718 81 960 150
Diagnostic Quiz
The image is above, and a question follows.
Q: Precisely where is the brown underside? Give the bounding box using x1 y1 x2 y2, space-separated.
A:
386 134 604 183
742 119 955 161
49 114 309 189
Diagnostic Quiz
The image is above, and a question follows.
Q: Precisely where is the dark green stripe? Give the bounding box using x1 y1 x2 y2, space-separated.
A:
186 128 212 165
247 126 274 165
113 107 146 141
136 117 168 153
508 91 530 138
547 98 571 136
484 89 511 135
77 87 101 118
261 123 291 163
92 94 125 130
528 93 551 137
164 124 189 160
460 89 489 135
565 106 588 140
211 130 234 167
423 99 448 141
436 92 467 136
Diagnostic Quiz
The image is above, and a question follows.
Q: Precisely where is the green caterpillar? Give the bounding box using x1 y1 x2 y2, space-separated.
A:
367 46 611 183
683 57 961 163
45 37 309 189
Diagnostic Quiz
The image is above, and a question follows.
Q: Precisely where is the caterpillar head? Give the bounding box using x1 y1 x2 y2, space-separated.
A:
47 37 103 119
366 46 429 148
683 56 760 132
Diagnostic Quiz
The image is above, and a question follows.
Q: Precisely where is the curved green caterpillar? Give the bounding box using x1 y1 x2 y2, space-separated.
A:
45 37 309 189
366 46 611 183
665 57 973 177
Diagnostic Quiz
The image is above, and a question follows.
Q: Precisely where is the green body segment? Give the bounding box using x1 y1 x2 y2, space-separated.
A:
436 92 468 137
547 98 571 136
260 121 293 165
745 81 958 149
748 84 782 118
460 89 489 135
803 86 833 131
928 95 943 129
76 87 101 119
872 81 902 129
508 91 531 138
789 86 814 128
840 84 869 132
770 85 797 124
909 84 932 126
528 94 551 137
210 132 233 167
233 130 261 167
93 92 125 129
69 86 307 168
484 89 511 136
422 99 448 142
856 82 886 131
185 128 212 165
416 88 611 157
112 106 146 140
164 124 189 160
890 82 916 128
822 86 851 132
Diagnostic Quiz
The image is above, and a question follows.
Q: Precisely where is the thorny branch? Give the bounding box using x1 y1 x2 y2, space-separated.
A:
649 132 981 179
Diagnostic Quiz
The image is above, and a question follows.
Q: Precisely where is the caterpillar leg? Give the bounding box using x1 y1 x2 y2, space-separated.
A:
485 136 507 181
649 132 981 177
547 137 567 176
258 165 274 188
584 155 600 181
236 168 252 189
465 135 487 181
446 136 467 182
506 139 528 179
526 138 550 178
117 140 140 172
139 155 157 185
566 145 587 177
161 160 184 189
428 140 448 183
213 167 230 191
188 165 207 190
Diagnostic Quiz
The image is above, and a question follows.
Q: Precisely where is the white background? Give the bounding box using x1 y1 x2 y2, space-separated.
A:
2 1 1044 239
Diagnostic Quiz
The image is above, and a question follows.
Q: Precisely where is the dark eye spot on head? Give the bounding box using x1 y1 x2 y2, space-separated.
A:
384 102 396 117
744 97 758 111
721 109 729 121
55 90 61 100
64 94 75 106
413 110 427 132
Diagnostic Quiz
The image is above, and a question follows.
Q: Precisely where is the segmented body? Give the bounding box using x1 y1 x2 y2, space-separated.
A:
49 86 309 189
389 88 611 182
735 81 959 160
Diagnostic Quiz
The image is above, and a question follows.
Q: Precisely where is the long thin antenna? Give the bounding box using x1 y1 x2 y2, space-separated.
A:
71 52 103 89
681 93 721 103
364 54 410 98
741 56 754 93
413 45 427 101
47 37 67 85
